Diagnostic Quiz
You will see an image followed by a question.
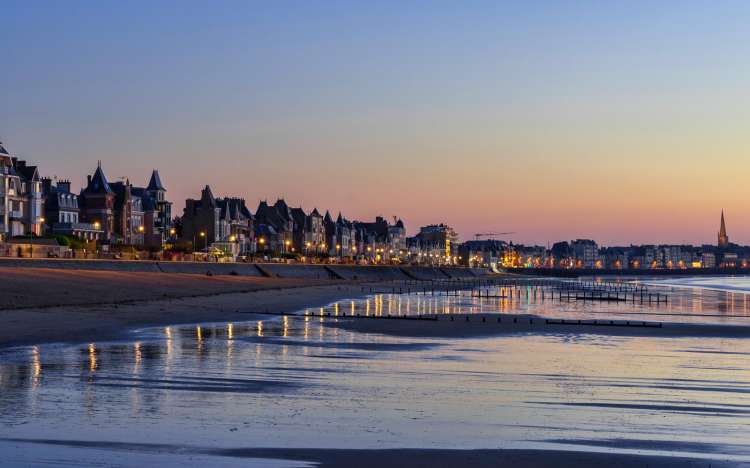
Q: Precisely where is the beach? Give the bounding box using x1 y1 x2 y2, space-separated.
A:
0 267 371 348
2 270 750 467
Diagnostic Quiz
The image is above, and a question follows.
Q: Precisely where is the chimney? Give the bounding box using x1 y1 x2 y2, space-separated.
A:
58 179 71 193
41 177 53 194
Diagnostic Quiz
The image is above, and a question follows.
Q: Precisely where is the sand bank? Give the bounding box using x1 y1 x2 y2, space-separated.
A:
0 268 373 348
324 313 750 338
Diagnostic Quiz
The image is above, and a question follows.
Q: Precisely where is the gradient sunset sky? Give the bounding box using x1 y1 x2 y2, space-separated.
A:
2 1 749 245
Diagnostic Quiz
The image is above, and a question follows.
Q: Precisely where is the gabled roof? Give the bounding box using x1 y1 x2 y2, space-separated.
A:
0 142 9 156
274 199 292 221
17 165 39 182
290 207 308 229
84 165 113 194
200 185 217 208
310 208 321 217
147 169 165 191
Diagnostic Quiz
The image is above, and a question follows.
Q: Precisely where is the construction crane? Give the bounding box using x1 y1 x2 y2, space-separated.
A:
474 232 515 240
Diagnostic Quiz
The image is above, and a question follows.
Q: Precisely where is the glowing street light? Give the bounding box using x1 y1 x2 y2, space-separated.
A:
30 217 46 258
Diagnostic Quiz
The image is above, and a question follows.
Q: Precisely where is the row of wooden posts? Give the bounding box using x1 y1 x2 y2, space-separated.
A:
361 276 668 304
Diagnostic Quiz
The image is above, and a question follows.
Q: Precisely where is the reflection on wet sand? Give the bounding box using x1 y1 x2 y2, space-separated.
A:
1 282 750 465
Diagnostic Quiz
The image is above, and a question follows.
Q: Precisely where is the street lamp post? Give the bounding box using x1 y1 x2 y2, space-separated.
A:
93 221 101 258
30 217 45 259
134 225 145 259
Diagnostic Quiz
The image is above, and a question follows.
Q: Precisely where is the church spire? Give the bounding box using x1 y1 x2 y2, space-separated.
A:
718 210 729 248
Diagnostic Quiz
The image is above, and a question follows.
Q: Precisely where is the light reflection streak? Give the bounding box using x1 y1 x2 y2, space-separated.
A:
133 342 142 372
88 343 97 372
30 346 41 389
227 323 234 370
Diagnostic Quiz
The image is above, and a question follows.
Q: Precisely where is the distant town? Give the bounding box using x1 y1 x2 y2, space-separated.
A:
0 141 745 270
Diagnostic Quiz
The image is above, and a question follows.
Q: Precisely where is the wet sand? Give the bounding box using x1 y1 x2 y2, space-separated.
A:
326 313 750 338
5 267 750 348
1 439 742 467
0 268 370 348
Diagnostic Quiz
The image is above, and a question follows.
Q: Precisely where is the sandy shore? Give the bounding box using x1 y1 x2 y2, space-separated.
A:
0 268 373 348
4 266 750 348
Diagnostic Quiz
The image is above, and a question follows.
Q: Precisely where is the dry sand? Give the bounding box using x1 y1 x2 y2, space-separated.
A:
0 268 370 348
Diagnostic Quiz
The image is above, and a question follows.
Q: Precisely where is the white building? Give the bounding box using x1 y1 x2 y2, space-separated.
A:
0 142 44 240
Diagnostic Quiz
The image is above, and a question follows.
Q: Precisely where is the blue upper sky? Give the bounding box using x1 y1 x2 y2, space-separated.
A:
3 1 750 244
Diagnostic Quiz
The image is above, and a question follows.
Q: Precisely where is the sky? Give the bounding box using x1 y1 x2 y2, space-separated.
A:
2 1 750 246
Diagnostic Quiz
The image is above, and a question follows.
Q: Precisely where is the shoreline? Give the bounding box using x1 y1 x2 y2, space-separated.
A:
5 267 750 350
0 279 373 349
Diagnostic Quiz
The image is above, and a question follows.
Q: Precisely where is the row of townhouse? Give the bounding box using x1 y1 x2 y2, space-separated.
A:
481 241 746 270
180 187 407 261
0 142 173 248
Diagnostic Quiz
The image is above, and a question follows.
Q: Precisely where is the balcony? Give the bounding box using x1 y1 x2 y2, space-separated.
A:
52 222 102 232
8 210 23 219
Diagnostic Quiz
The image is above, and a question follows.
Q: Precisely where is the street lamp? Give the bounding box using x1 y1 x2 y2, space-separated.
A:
30 217 45 259
285 239 291 254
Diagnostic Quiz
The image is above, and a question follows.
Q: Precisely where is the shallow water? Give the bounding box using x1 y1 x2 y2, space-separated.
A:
1 278 750 466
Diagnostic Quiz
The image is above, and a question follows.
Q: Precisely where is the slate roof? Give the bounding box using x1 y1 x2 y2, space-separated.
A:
147 170 166 191
16 165 39 182
200 185 217 208
84 165 113 194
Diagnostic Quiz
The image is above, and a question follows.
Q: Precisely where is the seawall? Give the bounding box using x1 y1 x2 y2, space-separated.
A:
0 258 489 281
